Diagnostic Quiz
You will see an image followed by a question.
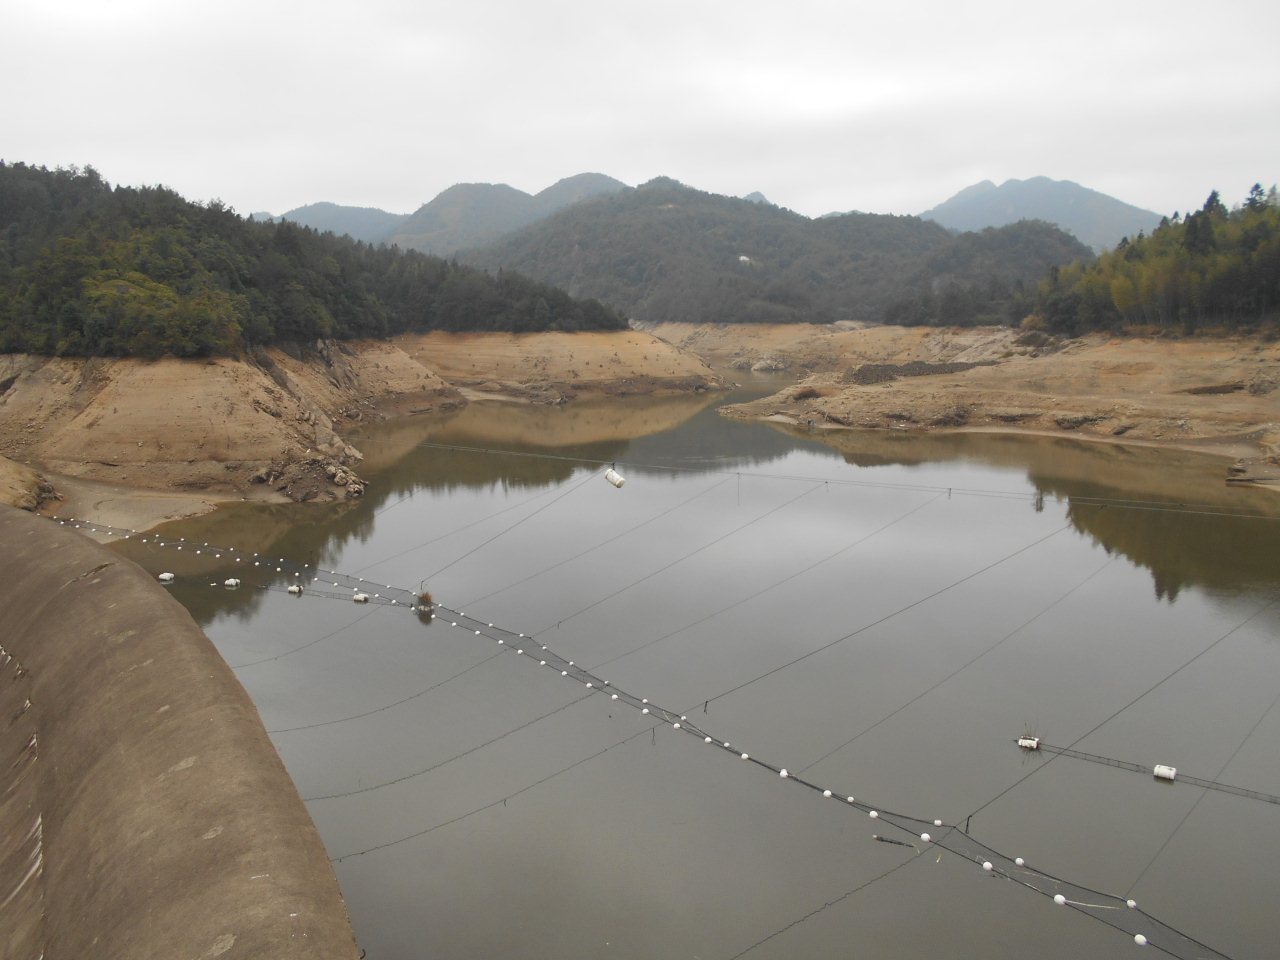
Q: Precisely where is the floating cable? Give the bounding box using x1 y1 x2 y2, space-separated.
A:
588 488 945 672
725 850 925 959
531 482 824 635
1031 740 1280 808
356 437 1280 522
698 521 1074 712
1126 681 1280 895
267 650 507 734
54 512 1244 956
231 607 381 670
352 481 567 575
460 474 733 607
966 593 1279 826
303 691 593 801
330 723 659 862
419 469 600 583
798 555 1115 775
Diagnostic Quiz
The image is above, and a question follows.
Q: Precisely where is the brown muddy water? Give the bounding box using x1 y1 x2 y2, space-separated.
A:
114 382 1280 960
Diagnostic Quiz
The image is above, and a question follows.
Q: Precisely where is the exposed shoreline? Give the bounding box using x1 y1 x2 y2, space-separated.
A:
6 323 1278 531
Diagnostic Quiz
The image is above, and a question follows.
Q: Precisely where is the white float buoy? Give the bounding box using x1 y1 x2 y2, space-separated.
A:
611 694 618 700
1054 894 1067 905
1134 934 1148 946
353 593 370 603
158 572 175 583
704 737 712 743
224 578 240 589
869 811 878 819
1126 899 1137 909
287 585 303 596
642 708 649 714
779 769 788 778
982 860 992 871
921 833 931 842
740 753 749 760
605 468 626 488
823 790 832 798
1153 764 1177 781
1015 857 1025 867
934 819 942 826
1018 736 1041 750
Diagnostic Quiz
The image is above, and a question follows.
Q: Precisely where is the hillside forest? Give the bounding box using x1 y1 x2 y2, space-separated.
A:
0 163 625 358
1034 186 1280 334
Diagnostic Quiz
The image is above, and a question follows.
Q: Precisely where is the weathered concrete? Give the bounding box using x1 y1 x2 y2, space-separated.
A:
0 506 359 960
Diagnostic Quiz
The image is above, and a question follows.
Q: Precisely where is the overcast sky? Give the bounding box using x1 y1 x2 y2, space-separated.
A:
4 0 1277 219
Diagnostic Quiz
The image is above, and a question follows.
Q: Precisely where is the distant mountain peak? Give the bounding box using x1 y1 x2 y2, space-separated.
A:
742 191 770 205
921 176 1161 251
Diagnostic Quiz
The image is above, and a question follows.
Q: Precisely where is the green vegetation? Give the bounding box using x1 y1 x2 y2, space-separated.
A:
464 177 1093 326
1033 186 1280 335
0 163 625 358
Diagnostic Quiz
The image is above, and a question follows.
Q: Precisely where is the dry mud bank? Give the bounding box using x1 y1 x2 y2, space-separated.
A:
0 329 722 524
670 324 1280 480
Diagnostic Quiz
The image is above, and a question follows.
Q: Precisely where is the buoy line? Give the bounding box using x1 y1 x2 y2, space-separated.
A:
53 513 1238 958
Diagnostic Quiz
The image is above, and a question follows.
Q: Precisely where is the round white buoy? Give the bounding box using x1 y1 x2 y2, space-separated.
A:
1134 935 1148 946
673 722 681 729
846 797 855 803
1054 894 1067 906
982 861 993 871
704 736 712 743
540 660 547 666
561 671 568 676
517 649 523 655
934 819 942 827
158 572 175 583
739 753 749 760
779 769 788 778
497 639 504 645
586 683 593 688
611 694 618 700
921 833 932 842
1015 857 1025 867
1126 899 1137 909
642 698 648 704
642 708 649 714
869 811 878 819
823 790 832 798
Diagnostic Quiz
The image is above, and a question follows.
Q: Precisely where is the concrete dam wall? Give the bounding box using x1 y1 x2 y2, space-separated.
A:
0 506 359 960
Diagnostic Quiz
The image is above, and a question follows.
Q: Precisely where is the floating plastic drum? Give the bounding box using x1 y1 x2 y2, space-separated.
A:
353 593 370 603
605 468 626 488
224 578 240 589
157 572 175 583
1153 764 1177 781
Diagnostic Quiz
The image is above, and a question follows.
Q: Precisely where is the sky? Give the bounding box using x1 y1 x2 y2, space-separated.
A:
3 0 1278 220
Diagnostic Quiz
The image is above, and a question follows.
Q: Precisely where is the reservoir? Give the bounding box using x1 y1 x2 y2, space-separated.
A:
118 381 1280 960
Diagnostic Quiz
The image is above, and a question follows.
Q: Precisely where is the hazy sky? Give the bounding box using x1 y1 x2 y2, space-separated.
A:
4 0 1277 219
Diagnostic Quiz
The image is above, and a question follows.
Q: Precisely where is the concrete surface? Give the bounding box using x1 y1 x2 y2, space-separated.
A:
0 506 360 960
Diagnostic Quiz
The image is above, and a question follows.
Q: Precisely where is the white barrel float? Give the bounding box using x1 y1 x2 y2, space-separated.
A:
604 468 626 488
287 584 304 596
1017 736 1040 750
1153 764 1177 781
223 578 241 589
352 593 370 603
157 572 175 583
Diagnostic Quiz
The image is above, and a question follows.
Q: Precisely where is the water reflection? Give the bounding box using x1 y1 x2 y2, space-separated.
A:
108 383 1280 960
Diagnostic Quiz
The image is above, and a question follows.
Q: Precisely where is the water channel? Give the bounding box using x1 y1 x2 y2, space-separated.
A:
112 380 1280 959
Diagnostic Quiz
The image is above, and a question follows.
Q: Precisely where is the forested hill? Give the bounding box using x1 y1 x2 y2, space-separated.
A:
1034 186 1280 335
384 173 628 255
275 201 409 244
461 177 1094 326
0 163 626 358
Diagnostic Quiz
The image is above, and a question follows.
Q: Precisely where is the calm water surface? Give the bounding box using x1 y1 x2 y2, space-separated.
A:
118 382 1280 960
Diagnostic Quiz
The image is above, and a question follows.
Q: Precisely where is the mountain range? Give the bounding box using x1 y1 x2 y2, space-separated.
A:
920 176 1162 251
459 177 1092 325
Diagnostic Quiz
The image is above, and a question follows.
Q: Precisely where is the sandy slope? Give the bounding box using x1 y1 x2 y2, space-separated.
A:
0 330 723 523
701 326 1280 477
